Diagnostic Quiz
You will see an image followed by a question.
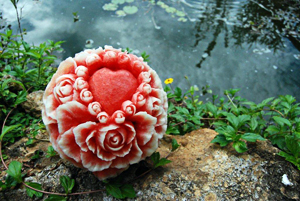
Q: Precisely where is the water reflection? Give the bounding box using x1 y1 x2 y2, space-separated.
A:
190 0 298 68
1 0 299 103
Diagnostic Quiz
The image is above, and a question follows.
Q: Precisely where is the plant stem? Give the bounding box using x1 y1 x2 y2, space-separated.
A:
226 94 237 108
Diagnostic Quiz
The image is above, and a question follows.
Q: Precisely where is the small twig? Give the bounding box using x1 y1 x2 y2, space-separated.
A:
226 94 237 108
0 108 15 170
269 109 285 118
151 11 161 29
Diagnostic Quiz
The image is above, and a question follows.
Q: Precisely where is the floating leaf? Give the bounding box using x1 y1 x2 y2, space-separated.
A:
103 3 118 11
123 6 138 14
165 7 176 13
112 0 125 4
116 10 126 16
176 11 185 17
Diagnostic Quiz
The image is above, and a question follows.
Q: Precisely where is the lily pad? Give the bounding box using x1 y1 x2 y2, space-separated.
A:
176 11 185 17
123 6 138 15
112 0 125 4
116 10 126 17
125 0 134 3
178 17 187 22
103 3 118 11
165 7 177 13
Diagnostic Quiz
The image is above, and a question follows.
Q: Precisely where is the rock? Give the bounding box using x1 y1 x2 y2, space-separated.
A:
0 129 299 200
21 90 44 117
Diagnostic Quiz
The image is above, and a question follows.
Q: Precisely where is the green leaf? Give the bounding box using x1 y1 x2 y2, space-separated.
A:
44 195 67 201
285 135 300 158
46 145 56 158
25 182 43 198
150 152 172 168
60 175 75 194
257 97 274 108
216 126 236 141
271 136 286 150
233 141 248 153
166 126 180 134
0 124 21 140
241 133 265 142
25 51 41 59
106 183 123 199
237 115 250 128
120 184 136 198
265 125 280 133
6 161 22 183
170 114 186 122
226 114 239 130
273 116 292 127
211 134 231 147
249 117 258 131
171 138 180 151
154 158 172 168
150 152 160 164
206 102 217 117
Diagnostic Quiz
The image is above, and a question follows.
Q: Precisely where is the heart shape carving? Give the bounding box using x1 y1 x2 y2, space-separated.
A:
89 67 138 115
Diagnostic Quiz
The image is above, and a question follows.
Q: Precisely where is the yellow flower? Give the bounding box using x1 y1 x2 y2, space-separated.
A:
164 78 173 85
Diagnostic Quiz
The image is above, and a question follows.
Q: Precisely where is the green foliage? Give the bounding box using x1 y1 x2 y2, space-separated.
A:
141 51 150 62
171 138 180 151
25 182 43 198
46 145 57 158
60 175 75 195
104 178 136 199
165 83 205 135
31 150 41 160
150 152 172 168
72 12 79 22
45 195 67 201
6 161 23 183
165 81 300 170
0 29 63 91
0 28 62 144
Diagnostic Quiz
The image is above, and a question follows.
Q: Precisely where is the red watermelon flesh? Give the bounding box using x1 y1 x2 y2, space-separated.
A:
89 67 138 115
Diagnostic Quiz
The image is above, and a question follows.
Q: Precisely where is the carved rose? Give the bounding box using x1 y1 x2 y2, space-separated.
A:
42 46 168 180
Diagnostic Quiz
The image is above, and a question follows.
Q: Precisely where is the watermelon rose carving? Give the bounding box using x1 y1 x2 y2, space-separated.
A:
42 46 168 180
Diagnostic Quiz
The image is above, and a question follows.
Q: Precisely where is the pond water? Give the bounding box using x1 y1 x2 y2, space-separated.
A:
1 0 300 103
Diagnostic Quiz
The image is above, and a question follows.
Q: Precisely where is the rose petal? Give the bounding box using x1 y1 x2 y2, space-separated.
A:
46 123 59 150
58 128 81 163
131 112 157 126
96 147 116 161
81 150 112 172
155 124 167 139
43 57 77 102
73 121 98 152
140 133 159 159
111 139 142 169
42 108 56 125
74 51 89 66
56 101 96 134
44 94 60 121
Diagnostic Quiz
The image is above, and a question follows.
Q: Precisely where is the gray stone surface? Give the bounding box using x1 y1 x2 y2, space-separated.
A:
0 129 299 200
21 90 44 117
